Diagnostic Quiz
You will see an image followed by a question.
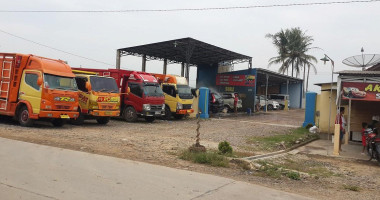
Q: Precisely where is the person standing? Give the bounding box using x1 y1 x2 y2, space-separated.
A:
335 107 346 152
233 93 238 115
361 122 368 154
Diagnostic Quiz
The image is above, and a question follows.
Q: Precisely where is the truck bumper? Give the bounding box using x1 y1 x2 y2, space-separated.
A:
141 110 165 117
89 110 120 117
176 109 194 115
39 111 79 119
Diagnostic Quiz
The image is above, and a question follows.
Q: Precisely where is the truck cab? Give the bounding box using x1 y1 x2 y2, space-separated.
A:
0 53 79 127
71 70 120 125
153 74 194 120
70 68 165 123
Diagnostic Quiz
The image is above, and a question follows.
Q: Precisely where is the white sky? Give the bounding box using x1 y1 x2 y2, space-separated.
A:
1 0 379 92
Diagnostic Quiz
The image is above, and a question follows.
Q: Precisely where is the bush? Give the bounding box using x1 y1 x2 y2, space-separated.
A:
286 171 301 180
218 141 233 154
179 150 229 167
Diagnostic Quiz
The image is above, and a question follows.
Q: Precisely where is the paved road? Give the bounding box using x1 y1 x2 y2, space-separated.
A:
0 137 311 200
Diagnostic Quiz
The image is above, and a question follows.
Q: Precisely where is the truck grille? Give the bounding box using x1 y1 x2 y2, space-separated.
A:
150 105 163 110
55 105 71 110
183 104 192 109
101 105 115 109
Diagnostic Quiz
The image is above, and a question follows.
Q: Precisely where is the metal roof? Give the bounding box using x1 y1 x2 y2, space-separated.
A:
118 37 252 66
336 70 380 75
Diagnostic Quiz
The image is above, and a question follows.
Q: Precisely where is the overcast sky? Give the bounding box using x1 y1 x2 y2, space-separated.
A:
1 0 379 92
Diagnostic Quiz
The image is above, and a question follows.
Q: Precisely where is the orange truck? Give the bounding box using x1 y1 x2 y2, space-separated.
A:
0 53 79 127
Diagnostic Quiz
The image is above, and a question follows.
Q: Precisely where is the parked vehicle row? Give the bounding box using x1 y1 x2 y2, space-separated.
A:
0 53 197 127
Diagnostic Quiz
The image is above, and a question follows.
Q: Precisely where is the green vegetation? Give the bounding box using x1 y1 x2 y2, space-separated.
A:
247 127 318 151
286 171 301 180
343 184 361 192
179 150 229 167
254 157 337 180
218 141 233 154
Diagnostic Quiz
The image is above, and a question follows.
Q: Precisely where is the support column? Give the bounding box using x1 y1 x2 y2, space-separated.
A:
163 59 167 75
248 58 252 69
142 55 146 72
181 63 185 77
346 99 352 145
185 63 190 82
116 49 121 69
265 74 269 113
285 79 289 111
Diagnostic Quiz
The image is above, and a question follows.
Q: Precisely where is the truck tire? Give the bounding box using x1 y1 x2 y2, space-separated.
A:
51 118 65 127
71 110 84 125
267 104 274 110
145 116 155 123
164 106 172 120
174 114 184 120
18 105 34 127
123 106 137 122
96 117 110 125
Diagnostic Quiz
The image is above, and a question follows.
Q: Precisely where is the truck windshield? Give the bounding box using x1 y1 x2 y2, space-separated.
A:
143 84 164 97
177 85 193 99
44 74 77 91
90 76 119 93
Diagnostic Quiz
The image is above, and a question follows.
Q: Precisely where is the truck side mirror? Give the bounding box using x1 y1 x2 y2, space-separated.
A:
85 81 92 91
127 87 131 94
37 77 43 86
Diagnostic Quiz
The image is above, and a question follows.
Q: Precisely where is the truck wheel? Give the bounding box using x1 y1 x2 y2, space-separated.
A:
174 114 184 120
164 106 172 120
267 104 274 110
18 106 34 127
145 116 155 123
123 107 137 122
71 110 84 125
52 118 65 127
96 117 110 125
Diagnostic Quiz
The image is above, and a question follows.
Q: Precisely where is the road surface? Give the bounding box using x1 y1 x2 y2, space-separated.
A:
0 137 311 200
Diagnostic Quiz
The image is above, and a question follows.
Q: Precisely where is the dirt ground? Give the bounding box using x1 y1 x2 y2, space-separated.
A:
0 109 379 200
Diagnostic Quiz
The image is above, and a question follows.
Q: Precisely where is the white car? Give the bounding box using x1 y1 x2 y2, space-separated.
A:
267 94 290 110
255 95 280 110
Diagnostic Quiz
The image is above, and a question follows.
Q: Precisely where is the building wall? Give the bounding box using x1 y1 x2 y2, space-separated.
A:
350 101 380 132
315 89 338 133
196 63 218 89
280 82 303 108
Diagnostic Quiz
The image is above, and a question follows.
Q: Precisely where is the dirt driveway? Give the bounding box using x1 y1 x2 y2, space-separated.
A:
0 109 378 200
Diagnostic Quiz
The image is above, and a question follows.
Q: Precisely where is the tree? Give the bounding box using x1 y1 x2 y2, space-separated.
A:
266 27 318 94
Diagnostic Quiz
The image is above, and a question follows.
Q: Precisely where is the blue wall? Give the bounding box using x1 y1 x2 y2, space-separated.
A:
280 82 303 108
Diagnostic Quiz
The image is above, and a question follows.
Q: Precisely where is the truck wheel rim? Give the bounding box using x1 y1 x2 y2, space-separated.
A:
127 110 133 118
21 110 29 122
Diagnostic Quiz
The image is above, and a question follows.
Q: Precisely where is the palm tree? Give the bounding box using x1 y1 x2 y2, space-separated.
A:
266 27 318 94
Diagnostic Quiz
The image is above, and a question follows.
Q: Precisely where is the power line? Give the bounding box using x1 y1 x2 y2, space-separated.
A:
0 28 115 67
0 0 378 13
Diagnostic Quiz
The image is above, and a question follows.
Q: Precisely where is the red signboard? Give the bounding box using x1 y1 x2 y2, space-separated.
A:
342 82 380 101
216 74 255 87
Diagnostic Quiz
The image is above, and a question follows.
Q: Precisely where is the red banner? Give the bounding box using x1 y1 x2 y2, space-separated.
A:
216 74 255 87
342 82 380 101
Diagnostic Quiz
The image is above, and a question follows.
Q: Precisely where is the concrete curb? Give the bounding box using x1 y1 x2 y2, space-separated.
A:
242 136 320 161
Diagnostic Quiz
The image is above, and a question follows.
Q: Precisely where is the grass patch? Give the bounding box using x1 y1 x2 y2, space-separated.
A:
247 127 318 151
286 171 301 180
179 150 229 167
343 184 360 192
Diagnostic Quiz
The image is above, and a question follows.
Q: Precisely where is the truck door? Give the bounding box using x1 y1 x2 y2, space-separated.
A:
162 84 177 112
18 70 42 114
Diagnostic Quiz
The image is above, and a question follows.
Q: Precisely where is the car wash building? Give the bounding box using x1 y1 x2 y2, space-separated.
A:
116 37 303 111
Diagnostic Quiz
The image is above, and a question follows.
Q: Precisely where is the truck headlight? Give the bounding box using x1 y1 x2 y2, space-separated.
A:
176 102 183 110
143 104 151 111
162 104 165 110
54 97 60 101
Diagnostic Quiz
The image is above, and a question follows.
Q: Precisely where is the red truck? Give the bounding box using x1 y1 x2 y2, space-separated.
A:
71 68 165 122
